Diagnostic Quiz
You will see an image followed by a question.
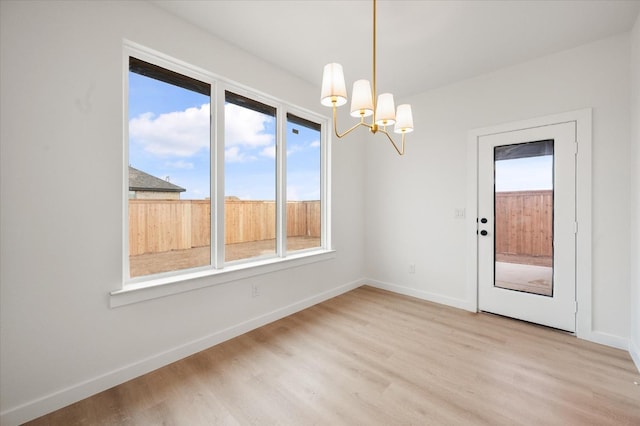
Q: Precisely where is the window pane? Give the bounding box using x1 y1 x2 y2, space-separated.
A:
494 140 554 296
224 92 276 262
128 58 211 278
286 114 321 252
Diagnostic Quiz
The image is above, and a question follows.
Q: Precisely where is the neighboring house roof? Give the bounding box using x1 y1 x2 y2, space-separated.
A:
129 166 186 193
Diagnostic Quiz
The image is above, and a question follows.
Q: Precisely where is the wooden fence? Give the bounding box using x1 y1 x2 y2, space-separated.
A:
495 190 553 257
130 191 549 258
129 199 320 256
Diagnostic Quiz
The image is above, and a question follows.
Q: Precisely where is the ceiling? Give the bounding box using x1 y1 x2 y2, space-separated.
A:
151 0 640 99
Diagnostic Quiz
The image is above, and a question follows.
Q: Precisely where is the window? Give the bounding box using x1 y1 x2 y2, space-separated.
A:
127 57 211 278
124 46 329 286
286 113 322 252
224 92 277 262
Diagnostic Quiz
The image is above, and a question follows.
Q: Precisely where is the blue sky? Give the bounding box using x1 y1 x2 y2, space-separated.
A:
128 72 320 201
495 155 553 192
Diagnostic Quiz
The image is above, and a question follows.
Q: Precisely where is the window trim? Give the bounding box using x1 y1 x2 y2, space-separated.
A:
115 41 332 307
111 249 336 308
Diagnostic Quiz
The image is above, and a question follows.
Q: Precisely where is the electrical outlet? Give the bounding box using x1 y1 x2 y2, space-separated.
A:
409 264 416 274
251 284 260 298
454 208 466 219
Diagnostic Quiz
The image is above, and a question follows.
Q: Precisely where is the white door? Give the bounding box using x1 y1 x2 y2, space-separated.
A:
478 122 576 332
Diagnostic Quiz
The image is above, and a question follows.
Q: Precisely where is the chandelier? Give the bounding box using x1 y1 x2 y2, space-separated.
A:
320 0 414 155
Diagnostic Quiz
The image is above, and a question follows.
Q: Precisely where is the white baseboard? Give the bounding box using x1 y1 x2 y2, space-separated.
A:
366 279 476 312
5 278 633 425
0 278 366 426
630 337 640 374
365 280 634 353
576 329 629 350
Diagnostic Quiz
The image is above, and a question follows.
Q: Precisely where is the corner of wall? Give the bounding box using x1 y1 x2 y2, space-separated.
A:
631 337 640 374
629 12 640 373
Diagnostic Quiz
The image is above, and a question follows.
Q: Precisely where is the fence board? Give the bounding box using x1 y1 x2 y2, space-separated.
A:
495 190 552 257
306 201 321 237
286 201 321 238
224 200 277 244
131 193 546 258
130 199 320 255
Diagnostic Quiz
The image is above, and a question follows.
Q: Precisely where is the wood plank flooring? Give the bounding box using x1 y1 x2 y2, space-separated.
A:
26 286 640 425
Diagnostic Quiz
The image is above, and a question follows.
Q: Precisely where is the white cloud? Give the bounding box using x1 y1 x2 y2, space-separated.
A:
225 146 257 163
225 103 274 148
261 145 276 159
309 140 320 148
129 104 210 157
165 160 194 170
130 103 277 163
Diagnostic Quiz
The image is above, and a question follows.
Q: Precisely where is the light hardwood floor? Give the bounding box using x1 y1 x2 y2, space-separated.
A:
27 286 640 425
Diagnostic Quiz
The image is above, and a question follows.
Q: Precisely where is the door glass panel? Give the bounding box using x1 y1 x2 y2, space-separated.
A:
494 140 554 296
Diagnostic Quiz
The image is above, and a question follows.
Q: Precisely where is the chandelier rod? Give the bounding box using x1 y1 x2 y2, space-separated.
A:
372 0 377 125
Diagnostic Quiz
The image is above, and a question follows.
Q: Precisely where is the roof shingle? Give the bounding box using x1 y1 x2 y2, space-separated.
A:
129 166 186 192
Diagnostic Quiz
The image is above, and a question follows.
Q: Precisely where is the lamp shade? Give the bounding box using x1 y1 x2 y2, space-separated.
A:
320 63 347 107
375 93 396 125
394 104 414 134
350 80 374 117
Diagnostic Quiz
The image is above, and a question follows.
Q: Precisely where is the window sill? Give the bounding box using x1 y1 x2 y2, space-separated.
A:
110 249 336 308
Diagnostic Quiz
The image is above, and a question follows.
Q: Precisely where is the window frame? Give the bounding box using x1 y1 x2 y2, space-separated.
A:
220 86 280 266
284 110 326 255
114 41 333 307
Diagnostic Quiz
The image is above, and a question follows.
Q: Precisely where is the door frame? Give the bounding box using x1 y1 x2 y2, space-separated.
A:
466 109 592 338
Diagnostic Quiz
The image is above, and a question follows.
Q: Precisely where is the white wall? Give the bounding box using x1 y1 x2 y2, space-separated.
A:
365 34 632 344
630 14 640 370
0 1 365 424
2 1 637 424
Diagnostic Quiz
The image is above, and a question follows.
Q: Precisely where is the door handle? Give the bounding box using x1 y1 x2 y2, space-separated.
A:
480 230 488 236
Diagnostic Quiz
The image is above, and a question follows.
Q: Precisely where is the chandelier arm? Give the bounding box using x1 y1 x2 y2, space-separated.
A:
378 127 406 156
332 104 373 139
